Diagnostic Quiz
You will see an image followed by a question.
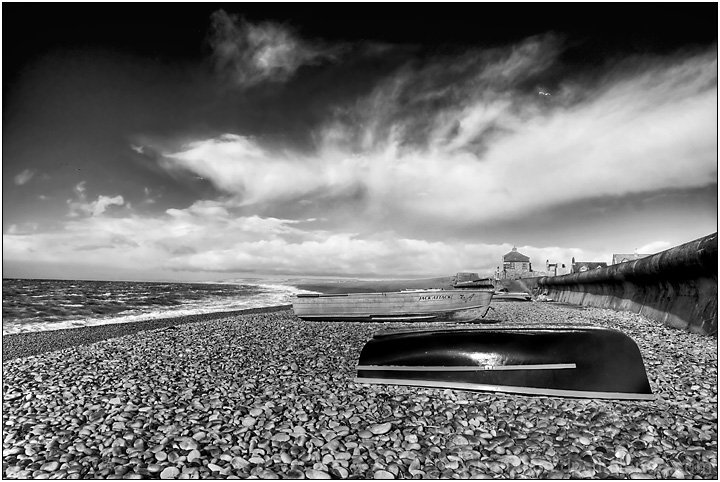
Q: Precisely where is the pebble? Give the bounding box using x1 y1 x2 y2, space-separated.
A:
39 462 59 472
186 449 201 463
305 469 331 479
369 422 392 435
230 457 250 469
449 434 469 446
1 306 716 480
178 438 197 451
499 454 522 467
531 458 555 471
159 467 180 479
374 470 395 479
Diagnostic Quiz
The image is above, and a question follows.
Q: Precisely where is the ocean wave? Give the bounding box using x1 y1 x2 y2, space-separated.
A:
2 281 320 335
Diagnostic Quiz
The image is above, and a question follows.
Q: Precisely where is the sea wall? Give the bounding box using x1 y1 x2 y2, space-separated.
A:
537 233 718 335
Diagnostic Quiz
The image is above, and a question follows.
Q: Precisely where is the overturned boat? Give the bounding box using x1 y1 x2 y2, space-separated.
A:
355 326 654 400
493 290 532 301
293 290 493 322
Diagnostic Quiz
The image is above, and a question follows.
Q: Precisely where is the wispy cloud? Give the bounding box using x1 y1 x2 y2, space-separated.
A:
90 195 125 216
13 169 35 186
67 182 125 217
209 10 342 87
160 41 717 235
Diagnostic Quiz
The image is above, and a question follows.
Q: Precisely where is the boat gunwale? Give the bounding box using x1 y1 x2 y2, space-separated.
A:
354 377 656 401
295 289 493 299
356 363 578 371
370 324 629 337
293 303 492 317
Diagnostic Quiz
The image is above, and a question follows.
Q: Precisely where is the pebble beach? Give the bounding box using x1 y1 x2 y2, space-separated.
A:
2 303 717 479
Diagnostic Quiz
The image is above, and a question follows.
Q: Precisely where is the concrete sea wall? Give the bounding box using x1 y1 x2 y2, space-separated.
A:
537 233 718 335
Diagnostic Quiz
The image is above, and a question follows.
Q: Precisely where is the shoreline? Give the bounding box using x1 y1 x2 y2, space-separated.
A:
1 304 291 361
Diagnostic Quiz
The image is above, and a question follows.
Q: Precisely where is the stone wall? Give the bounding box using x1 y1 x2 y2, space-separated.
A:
537 233 718 335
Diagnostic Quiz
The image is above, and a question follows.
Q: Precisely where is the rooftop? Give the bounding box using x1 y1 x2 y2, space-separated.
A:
503 247 530 262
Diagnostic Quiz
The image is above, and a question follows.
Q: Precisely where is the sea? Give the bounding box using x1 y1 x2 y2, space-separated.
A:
2 278 318 335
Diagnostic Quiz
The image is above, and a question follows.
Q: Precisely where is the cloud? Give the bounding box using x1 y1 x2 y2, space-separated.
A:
636 241 673 254
6 223 38 235
14 169 35 185
162 134 358 205
90 195 125 216
159 42 717 237
2 200 611 277
66 182 125 217
209 10 342 87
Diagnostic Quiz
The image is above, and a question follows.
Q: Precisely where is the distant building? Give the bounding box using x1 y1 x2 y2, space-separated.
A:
612 253 652 265
502 247 531 279
545 259 570 276
571 257 608 274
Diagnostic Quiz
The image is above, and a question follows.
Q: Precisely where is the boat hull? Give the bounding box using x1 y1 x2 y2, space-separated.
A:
493 291 532 301
355 326 654 400
293 290 493 321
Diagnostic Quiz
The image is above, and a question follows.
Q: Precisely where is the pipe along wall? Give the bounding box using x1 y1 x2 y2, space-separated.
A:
537 233 718 336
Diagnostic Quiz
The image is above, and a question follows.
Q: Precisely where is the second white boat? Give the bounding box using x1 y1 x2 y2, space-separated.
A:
293 289 493 322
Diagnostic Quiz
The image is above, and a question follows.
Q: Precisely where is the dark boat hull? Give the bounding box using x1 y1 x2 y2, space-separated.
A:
355 326 654 400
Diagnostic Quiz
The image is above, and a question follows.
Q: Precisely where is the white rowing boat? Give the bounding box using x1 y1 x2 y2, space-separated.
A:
292 289 493 322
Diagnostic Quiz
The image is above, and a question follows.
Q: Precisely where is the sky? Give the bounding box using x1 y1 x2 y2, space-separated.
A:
2 3 718 282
